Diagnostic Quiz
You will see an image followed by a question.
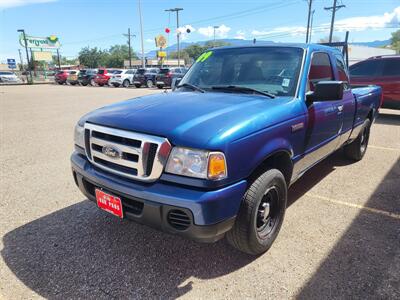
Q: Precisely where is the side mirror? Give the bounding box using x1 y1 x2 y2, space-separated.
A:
306 81 344 102
171 78 182 91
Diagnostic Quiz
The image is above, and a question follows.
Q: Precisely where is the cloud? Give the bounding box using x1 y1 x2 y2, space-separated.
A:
0 0 57 8
252 26 307 38
177 25 195 40
145 38 154 43
198 24 231 38
330 6 400 32
235 30 246 40
250 6 400 39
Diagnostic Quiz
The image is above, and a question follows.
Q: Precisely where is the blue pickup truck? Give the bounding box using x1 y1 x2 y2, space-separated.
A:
71 44 381 255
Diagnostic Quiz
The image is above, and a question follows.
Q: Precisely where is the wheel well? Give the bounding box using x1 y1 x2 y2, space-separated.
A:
367 110 374 122
250 151 293 186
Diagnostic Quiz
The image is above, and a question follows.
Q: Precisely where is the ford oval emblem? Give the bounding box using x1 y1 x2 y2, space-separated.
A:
102 145 121 159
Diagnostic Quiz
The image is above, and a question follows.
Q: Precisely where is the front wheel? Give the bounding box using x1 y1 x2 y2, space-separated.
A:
146 80 153 88
344 119 371 161
226 169 287 255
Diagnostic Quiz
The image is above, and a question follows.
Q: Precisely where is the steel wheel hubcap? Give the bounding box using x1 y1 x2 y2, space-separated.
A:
256 186 279 237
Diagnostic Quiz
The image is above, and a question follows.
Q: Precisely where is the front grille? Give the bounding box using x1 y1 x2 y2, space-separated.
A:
167 210 191 230
84 123 171 182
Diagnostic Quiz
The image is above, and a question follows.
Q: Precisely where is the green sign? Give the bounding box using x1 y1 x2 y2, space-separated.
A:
19 34 61 49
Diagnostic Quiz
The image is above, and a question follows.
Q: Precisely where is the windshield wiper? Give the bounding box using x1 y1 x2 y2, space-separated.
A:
211 85 275 98
177 83 205 93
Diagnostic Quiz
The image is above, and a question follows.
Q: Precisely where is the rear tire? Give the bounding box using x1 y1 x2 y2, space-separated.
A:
122 79 129 88
226 169 287 255
135 84 141 88
344 119 371 161
157 85 164 89
90 79 96 86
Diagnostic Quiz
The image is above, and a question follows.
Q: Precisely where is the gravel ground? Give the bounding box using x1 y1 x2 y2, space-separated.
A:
0 85 399 299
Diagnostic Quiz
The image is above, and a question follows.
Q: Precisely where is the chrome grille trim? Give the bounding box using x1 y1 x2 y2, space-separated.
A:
84 123 171 182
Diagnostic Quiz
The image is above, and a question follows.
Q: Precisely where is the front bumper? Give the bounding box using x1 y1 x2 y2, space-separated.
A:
71 152 246 242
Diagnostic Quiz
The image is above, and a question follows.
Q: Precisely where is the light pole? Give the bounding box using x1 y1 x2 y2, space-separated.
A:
138 0 145 68
18 49 23 71
309 9 315 43
213 26 219 47
17 29 32 83
165 8 183 66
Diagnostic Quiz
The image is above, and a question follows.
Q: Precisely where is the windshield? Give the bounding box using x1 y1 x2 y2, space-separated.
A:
180 47 304 97
159 68 170 74
98 69 105 75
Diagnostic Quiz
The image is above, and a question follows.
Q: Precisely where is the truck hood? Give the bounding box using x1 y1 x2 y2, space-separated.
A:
83 91 298 149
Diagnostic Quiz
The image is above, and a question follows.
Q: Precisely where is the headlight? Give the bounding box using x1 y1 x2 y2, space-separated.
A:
74 124 85 149
165 147 227 180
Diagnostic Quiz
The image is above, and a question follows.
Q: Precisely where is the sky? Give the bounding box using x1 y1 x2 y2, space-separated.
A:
0 0 399 63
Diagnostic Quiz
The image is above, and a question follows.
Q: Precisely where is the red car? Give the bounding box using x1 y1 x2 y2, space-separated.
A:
350 55 400 109
94 69 115 86
54 70 70 85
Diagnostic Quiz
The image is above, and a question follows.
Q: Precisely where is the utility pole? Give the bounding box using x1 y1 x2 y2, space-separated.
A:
17 29 32 83
138 0 145 68
325 0 346 42
123 28 136 68
309 9 315 43
165 8 183 67
305 0 313 43
56 48 61 69
213 26 219 47
18 49 24 71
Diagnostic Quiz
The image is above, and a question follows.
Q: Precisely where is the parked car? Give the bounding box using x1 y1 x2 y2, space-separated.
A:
78 69 98 86
94 69 117 86
71 44 381 255
54 70 70 85
350 55 400 109
155 67 187 89
108 69 136 87
0 71 20 83
133 68 159 88
67 70 80 85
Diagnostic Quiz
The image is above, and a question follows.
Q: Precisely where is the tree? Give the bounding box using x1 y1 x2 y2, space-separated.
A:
184 44 207 60
78 47 109 68
104 44 138 68
52 55 78 66
390 30 400 53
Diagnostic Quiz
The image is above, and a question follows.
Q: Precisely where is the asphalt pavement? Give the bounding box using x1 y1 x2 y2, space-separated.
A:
0 85 399 299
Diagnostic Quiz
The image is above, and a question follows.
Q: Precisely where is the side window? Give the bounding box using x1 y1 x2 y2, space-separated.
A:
349 60 382 77
335 54 350 89
383 59 400 76
308 52 334 91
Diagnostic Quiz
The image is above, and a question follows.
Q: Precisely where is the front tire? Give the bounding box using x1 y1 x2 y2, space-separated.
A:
146 79 153 88
344 119 371 161
226 169 287 255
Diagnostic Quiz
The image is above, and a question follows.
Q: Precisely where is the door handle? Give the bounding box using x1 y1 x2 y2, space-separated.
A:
337 105 344 112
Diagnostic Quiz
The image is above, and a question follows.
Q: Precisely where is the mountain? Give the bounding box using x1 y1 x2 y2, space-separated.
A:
351 39 391 48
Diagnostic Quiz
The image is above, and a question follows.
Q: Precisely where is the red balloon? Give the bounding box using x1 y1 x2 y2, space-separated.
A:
165 28 170 33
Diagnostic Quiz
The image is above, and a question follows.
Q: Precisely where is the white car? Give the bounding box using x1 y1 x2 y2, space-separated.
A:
0 71 20 83
109 69 136 87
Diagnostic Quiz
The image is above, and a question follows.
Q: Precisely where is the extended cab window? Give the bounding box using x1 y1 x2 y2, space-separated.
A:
349 60 382 77
308 52 334 91
335 54 350 89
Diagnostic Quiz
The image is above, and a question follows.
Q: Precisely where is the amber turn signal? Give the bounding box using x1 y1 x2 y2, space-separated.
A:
207 152 227 180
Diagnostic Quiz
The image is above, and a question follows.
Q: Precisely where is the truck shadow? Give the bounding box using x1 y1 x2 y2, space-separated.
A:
297 158 400 298
1 200 254 298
